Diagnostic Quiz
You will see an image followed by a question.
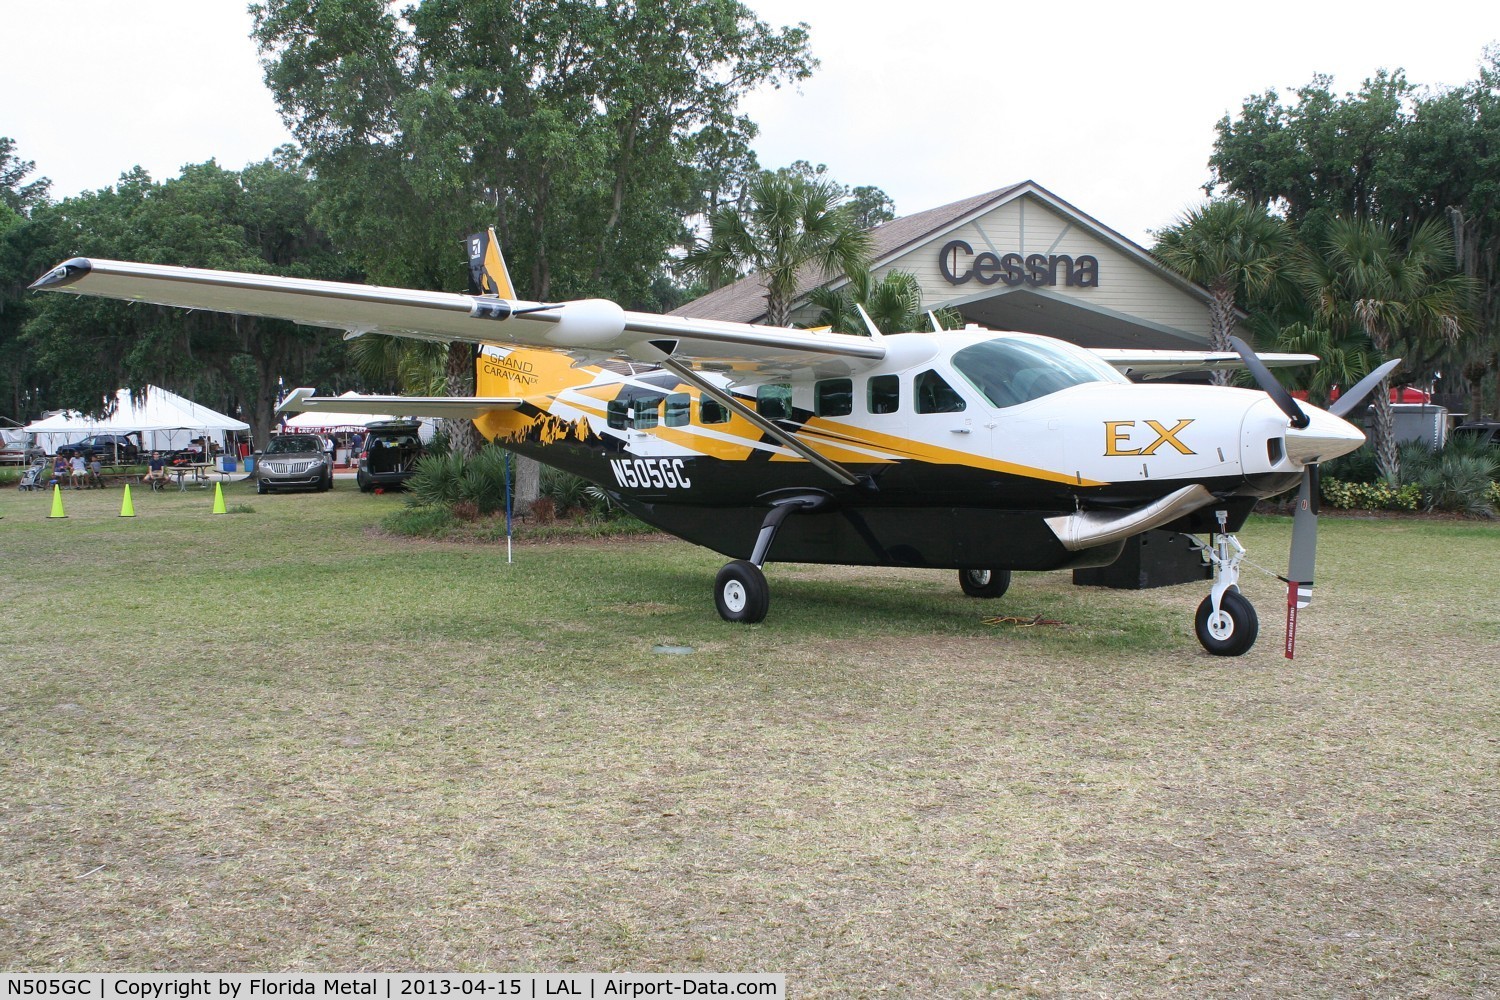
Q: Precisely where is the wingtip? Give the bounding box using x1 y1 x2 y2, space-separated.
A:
29 257 93 291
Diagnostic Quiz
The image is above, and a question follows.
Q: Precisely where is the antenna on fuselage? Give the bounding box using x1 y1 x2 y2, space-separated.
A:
855 303 884 340
927 311 942 333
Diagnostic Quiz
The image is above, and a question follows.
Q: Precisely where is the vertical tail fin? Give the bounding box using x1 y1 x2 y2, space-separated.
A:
465 227 516 299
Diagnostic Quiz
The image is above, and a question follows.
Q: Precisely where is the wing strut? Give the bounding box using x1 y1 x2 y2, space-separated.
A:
657 359 867 489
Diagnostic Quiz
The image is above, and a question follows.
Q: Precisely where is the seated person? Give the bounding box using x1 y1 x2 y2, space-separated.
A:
50 455 69 487
88 456 104 488
70 454 88 488
143 451 168 485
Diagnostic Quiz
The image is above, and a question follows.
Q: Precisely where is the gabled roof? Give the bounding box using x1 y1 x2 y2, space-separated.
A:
673 180 1214 324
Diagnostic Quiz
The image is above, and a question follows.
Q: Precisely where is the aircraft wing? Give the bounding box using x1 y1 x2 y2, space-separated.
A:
1092 348 1317 378
30 258 886 380
276 387 522 420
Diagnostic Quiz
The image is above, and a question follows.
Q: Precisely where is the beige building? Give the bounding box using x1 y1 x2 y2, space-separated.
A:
675 180 1217 351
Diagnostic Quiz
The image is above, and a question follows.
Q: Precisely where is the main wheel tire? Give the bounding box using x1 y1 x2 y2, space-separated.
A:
319 471 333 492
256 481 269 495
1195 589 1259 656
714 560 769 624
959 567 1012 599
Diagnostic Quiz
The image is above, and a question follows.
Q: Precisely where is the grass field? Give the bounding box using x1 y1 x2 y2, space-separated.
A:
1 480 1496 995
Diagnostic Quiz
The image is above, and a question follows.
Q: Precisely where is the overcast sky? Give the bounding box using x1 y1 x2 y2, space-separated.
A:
5 1 1495 247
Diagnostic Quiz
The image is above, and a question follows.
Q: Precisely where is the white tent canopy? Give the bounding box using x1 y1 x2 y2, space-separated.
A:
25 385 249 455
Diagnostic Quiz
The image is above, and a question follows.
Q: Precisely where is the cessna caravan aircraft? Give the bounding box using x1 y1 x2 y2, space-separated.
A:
31 231 1395 657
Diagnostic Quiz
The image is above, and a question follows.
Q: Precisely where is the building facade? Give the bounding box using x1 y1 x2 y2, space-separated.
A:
675 181 1220 351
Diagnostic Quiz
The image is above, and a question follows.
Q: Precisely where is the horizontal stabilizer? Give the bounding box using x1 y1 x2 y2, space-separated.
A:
277 387 522 420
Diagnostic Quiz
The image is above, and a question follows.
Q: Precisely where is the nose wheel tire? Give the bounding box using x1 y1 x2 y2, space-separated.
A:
1195 590 1258 656
959 568 1011 599
715 560 769 623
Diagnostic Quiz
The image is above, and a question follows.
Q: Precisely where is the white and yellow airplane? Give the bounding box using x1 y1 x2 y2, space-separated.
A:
31 231 1397 657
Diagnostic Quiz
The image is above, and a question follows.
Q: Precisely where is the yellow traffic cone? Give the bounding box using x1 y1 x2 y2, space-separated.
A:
48 483 68 518
119 483 136 517
211 481 227 514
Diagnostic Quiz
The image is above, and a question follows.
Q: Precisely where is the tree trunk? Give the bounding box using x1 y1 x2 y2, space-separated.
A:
1370 382 1400 483
514 454 541 510
1209 280 1236 387
443 341 482 458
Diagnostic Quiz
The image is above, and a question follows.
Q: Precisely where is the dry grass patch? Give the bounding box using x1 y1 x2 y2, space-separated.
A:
0 484 1496 995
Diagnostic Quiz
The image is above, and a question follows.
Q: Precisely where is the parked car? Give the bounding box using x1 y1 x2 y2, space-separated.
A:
356 420 425 492
58 433 141 463
0 427 42 465
1451 420 1500 447
256 434 333 493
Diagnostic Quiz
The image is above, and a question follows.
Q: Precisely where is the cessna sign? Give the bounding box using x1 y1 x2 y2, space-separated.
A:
939 239 1100 288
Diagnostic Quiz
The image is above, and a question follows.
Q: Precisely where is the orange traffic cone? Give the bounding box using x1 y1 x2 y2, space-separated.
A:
48 484 68 519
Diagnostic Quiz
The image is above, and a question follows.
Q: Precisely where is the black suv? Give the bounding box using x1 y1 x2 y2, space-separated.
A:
59 433 140 463
356 420 424 492
1452 421 1500 447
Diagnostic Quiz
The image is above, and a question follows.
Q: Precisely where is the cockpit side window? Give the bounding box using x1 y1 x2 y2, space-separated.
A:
952 338 1123 408
867 374 900 414
914 369 966 413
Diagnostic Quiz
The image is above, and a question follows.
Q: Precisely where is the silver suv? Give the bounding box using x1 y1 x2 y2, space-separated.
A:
256 434 332 493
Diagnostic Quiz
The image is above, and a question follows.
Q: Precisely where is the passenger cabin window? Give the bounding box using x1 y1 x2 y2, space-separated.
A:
608 392 663 430
607 398 629 430
663 393 690 427
915 369 966 413
815 378 853 417
757 384 793 421
952 337 1125 408
867 374 900 414
699 398 729 424
631 396 661 429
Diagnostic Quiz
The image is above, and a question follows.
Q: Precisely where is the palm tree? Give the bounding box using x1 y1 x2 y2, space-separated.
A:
1308 216 1473 481
682 169 873 327
1154 199 1303 384
808 269 960 335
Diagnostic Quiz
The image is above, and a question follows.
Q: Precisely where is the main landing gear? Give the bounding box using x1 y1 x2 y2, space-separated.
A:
1193 510 1259 656
713 493 828 623
958 567 1012 599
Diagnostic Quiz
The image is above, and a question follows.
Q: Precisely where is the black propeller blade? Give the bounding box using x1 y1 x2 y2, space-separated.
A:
1329 358 1404 419
1229 336 1310 428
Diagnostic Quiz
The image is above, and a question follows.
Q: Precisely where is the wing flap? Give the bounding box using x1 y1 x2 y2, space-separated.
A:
1092 348 1317 378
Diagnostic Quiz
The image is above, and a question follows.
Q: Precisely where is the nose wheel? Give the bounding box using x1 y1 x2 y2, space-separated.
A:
1194 512 1260 656
1195 589 1258 656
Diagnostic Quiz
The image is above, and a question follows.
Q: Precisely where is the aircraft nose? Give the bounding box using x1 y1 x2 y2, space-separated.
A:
1284 407 1366 465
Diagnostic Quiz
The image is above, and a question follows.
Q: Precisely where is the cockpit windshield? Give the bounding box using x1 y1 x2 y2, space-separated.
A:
952 337 1126 408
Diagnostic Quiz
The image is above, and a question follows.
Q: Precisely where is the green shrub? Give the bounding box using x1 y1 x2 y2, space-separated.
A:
1320 478 1422 511
460 445 513 515
405 451 468 508
404 444 520 516
1322 446 1379 484
1415 453 1497 516
540 467 625 520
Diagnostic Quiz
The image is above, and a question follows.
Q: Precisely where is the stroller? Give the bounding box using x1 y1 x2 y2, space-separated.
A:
17 458 47 491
